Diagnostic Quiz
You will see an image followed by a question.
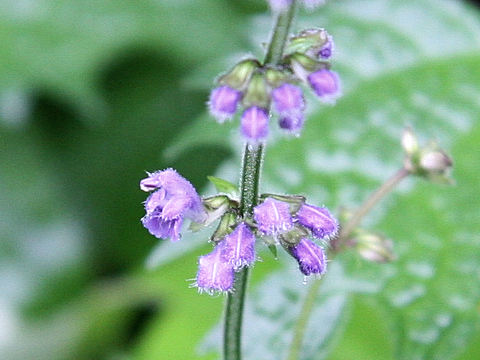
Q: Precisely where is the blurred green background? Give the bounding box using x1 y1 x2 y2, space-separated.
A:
1 0 480 359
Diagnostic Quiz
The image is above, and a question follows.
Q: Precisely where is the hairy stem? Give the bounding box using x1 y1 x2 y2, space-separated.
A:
223 3 297 360
286 166 410 360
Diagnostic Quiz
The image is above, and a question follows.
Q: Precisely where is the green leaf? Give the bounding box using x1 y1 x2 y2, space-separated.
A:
207 176 239 198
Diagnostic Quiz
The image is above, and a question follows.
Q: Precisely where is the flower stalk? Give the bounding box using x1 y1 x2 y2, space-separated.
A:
223 2 298 359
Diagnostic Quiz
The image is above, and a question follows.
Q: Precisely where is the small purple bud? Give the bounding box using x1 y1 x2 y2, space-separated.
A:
241 106 269 144
208 85 242 123
221 223 256 270
195 242 235 294
295 204 338 239
290 238 327 276
140 169 206 241
307 69 341 102
271 83 305 114
254 198 294 236
318 35 334 59
279 112 305 134
268 0 293 12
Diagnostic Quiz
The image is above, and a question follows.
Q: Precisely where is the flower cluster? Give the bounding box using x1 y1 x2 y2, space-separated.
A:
140 169 338 294
208 28 340 144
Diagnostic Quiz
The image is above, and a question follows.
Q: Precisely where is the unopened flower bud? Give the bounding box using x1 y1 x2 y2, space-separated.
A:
420 149 453 173
401 127 419 156
241 106 269 144
317 35 334 59
279 113 305 134
271 83 305 114
355 231 395 263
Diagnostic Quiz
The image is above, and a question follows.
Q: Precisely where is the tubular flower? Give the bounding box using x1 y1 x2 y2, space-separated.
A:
195 242 235 294
241 106 269 144
208 85 242 123
221 222 256 270
290 238 327 276
254 197 294 236
295 203 338 239
307 69 341 102
140 169 206 242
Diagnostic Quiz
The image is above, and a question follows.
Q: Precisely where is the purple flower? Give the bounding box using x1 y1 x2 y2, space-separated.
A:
268 0 293 12
318 35 334 59
241 106 269 144
307 69 341 102
295 203 338 239
272 83 305 114
221 222 256 270
195 242 235 294
208 85 242 123
140 169 206 241
254 198 293 236
290 238 327 276
279 112 305 134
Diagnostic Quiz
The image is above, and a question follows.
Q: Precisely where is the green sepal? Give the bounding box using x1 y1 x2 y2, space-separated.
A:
267 244 278 259
242 72 270 109
285 28 329 56
218 59 260 90
210 212 238 242
260 193 306 213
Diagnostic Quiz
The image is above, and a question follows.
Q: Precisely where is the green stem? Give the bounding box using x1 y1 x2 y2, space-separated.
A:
223 3 297 360
264 1 297 65
223 145 263 360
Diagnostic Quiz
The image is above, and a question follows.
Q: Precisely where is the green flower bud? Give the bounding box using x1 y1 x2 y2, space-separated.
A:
401 127 419 156
354 230 396 263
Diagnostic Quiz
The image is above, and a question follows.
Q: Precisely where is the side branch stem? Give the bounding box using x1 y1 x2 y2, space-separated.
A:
340 167 410 240
223 3 297 360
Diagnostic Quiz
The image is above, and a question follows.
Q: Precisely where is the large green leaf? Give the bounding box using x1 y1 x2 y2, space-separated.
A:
0 0 245 119
147 0 480 359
